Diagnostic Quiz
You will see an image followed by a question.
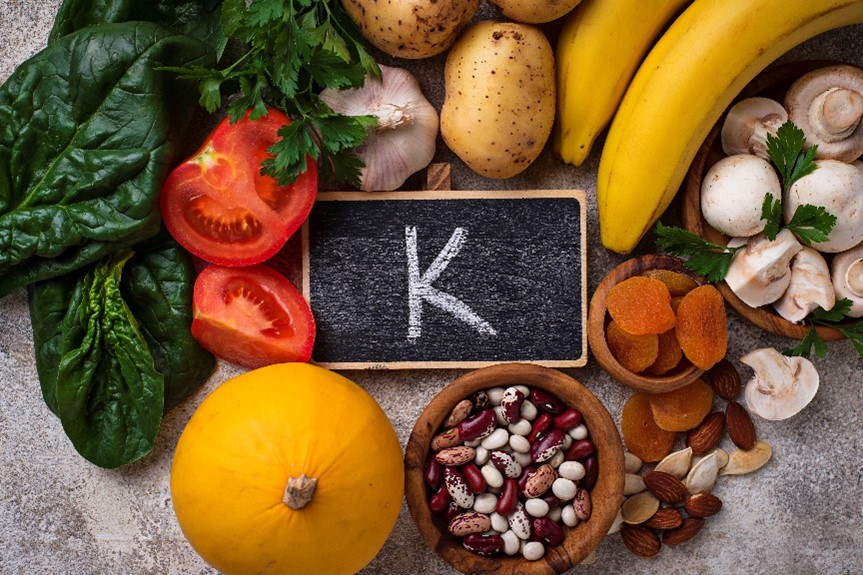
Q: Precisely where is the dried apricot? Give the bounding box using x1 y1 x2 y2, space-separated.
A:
621 393 676 462
607 320 659 373
606 276 676 335
675 285 727 370
644 329 683 375
642 269 699 296
648 379 714 432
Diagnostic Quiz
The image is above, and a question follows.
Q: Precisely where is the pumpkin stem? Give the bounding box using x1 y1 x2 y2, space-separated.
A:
284 474 318 510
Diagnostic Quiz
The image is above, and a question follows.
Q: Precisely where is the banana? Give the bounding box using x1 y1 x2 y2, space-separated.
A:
553 0 689 167
597 0 863 254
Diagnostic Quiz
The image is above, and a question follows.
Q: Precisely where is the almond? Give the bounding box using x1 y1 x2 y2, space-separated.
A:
620 523 661 557
684 492 723 518
644 507 683 530
642 470 688 504
726 400 757 450
686 411 725 455
704 357 741 400
662 517 705 545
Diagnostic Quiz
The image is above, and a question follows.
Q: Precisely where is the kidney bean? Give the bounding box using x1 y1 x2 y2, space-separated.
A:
425 457 444 489
496 478 519 515
523 464 556 498
471 390 490 410
542 492 561 509
552 408 583 431
435 446 475 466
461 462 487 495
444 467 474 508
564 438 596 462
443 398 473 428
429 484 452 514
458 409 496 442
526 412 552 443
431 427 461 451
500 387 525 423
508 503 532 540
573 487 592 521
445 502 463 522
517 464 538 494
490 450 522 479
449 511 491 537
581 456 599 491
462 533 504 556
530 428 565 462
529 388 565 414
532 517 565 547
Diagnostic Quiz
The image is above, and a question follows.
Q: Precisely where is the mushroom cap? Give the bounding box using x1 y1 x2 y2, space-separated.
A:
784 159 863 253
701 154 781 237
785 64 863 162
773 247 835 323
724 229 802 308
742 347 819 421
831 242 863 317
720 97 788 159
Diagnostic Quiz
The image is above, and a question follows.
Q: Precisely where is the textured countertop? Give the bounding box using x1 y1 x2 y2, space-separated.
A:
2 2 863 574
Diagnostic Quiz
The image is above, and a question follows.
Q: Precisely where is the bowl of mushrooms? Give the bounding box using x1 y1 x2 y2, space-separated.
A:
681 60 863 341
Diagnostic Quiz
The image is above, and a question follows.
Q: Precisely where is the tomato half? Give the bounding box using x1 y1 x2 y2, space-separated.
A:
160 108 317 266
191 264 316 368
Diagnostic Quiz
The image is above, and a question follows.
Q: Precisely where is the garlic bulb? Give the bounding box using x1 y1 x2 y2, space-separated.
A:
320 65 439 191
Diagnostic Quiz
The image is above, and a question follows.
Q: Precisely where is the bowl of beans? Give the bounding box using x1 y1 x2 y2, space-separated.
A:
404 363 624 574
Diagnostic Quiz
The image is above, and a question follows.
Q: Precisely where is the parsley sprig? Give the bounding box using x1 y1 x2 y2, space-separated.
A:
784 299 863 358
654 222 741 282
167 0 380 188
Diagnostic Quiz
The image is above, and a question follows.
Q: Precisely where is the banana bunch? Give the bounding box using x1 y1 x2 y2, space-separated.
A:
555 0 863 255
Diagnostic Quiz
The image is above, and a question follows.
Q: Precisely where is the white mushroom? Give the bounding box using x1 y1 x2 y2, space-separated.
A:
831 243 863 317
700 154 781 237
784 159 863 253
741 347 819 420
720 97 788 159
773 247 835 323
724 229 803 308
785 64 863 162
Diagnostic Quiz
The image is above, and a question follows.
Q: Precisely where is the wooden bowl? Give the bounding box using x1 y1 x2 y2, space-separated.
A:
404 363 624 575
587 254 705 393
681 60 848 342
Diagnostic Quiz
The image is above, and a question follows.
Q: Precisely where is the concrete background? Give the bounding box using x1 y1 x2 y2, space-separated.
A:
1 1 862 574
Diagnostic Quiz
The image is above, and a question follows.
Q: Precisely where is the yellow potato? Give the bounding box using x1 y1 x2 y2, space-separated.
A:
441 21 556 179
341 0 479 59
490 0 583 24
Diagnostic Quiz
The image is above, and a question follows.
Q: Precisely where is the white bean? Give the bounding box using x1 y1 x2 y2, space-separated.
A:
464 437 481 448
493 405 508 426
524 498 550 518
549 448 566 469
481 427 509 450
490 512 509 533
509 434 531 454
514 384 530 397
547 505 563 522
522 540 545 561
561 504 579 527
507 418 532 436
562 434 573 450
558 461 586 481
552 477 578 501
569 424 588 440
513 450 532 466
480 463 504 489
474 445 490 466
487 387 505 405
501 530 520 556
473 493 497 514
520 400 538 421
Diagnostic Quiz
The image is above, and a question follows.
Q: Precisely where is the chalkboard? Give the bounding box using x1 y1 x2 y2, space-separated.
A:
301 190 587 369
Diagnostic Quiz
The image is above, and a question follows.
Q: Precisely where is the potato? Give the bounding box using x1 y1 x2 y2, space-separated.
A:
441 21 555 179
341 0 479 59
489 0 583 24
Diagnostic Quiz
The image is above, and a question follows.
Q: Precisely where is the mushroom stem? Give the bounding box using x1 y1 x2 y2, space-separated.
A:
283 474 318 510
846 259 863 297
812 87 863 141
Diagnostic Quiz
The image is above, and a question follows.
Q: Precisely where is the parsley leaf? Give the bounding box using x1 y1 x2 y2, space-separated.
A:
170 0 380 186
760 193 783 241
654 222 741 282
784 204 837 245
766 121 819 191
784 299 863 359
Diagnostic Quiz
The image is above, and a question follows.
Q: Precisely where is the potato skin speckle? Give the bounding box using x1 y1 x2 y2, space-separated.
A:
441 21 556 179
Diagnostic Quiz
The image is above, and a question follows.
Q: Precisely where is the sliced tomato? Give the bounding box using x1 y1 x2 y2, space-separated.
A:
160 108 317 266
191 264 315 368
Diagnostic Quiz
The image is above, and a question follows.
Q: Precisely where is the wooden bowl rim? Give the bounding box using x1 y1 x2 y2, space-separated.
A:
587 254 705 393
681 59 851 342
404 363 624 575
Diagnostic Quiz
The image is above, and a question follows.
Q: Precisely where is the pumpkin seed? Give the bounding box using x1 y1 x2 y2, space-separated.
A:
720 440 772 476
685 450 718 494
654 447 693 479
620 491 660 524
624 473 646 496
624 451 643 474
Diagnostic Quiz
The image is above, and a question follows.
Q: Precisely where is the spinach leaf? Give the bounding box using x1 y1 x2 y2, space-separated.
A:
54 251 165 469
49 0 226 53
0 21 214 297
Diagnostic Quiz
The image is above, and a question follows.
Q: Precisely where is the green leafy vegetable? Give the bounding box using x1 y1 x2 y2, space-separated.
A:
784 299 863 359
0 22 214 297
765 121 819 191
654 222 742 282
760 193 783 241
783 204 837 245
166 0 380 187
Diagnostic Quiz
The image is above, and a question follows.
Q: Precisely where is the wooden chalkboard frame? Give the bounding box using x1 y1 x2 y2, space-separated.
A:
301 189 587 370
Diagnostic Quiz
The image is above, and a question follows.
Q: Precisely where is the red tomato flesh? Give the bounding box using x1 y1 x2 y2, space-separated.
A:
160 108 317 266
191 264 316 368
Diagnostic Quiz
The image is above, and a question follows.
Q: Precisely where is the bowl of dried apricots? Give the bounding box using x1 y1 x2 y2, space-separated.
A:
587 255 728 393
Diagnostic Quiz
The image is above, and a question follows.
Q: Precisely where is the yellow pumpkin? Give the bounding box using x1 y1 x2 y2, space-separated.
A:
170 363 404 575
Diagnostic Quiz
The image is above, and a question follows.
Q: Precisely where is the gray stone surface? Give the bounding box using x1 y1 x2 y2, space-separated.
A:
2 1 863 574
